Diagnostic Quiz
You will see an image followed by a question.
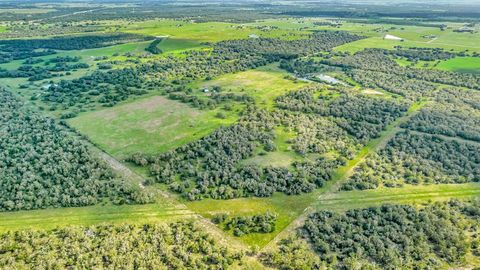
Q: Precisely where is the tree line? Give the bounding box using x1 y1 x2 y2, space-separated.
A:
0 221 242 269
0 33 150 64
301 200 480 269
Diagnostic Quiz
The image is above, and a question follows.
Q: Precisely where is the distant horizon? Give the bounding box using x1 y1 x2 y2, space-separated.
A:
0 0 479 4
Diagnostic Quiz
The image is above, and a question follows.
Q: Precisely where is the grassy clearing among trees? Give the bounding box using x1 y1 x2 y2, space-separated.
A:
196 63 309 109
436 57 480 74
69 95 237 159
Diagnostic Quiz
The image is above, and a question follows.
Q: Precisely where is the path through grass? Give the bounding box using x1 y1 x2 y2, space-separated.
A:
262 100 426 250
315 183 480 211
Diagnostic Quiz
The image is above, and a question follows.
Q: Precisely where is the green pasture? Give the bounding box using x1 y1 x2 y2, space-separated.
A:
242 127 302 168
123 19 306 42
196 63 309 109
68 95 237 159
157 37 204 53
436 57 480 74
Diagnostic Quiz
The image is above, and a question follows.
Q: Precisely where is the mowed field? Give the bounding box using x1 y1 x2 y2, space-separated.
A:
69 95 236 159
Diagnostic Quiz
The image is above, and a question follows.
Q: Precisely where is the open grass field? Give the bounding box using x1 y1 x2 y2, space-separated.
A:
242 127 302 168
333 23 480 53
124 19 306 42
0 40 151 71
0 200 193 233
197 63 309 109
68 95 237 159
157 37 204 53
436 57 480 74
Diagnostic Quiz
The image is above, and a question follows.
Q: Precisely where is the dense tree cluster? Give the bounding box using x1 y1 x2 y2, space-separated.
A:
433 87 480 112
0 33 150 52
302 201 480 269
279 58 338 75
0 221 242 269
215 31 363 60
403 108 480 142
278 112 359 158
47 55 81 63
145 38 163 54
260 238 323 270
385 47 458 61
0 89 149 211
0 23 106 39
322 49 480 90
212 212 278 236
276 86 408 142
0 48 55 65
343 131 480 190
347 69 437 99
0 62 89 81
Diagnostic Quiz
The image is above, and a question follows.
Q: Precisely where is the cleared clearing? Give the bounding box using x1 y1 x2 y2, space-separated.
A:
68 95 236 159
197 64 309 109
436 57 480 74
